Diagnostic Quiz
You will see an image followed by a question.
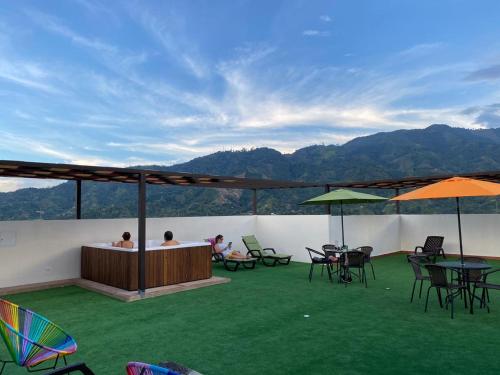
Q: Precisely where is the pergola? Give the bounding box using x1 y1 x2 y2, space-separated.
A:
2 159 500 293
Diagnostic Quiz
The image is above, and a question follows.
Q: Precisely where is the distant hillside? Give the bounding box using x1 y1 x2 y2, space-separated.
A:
1 124 499 220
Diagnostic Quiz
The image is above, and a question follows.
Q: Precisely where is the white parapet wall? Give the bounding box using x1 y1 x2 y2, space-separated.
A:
255 215 331 263
329 214 402 256
400 214 500 258
1 214 499 289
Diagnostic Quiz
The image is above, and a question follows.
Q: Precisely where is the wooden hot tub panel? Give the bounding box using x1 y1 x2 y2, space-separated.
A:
81 245 212 291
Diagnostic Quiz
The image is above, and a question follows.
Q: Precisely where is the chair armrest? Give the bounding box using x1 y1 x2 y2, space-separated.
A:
306 248 325 257
482 268 500 281
44 363 95 375
263 248 276 254
414 246 424 253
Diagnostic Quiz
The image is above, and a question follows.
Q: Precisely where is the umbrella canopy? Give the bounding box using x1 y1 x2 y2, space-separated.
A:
301 189 387 246
391 177 500 201
391 177 500 263
301 189 388 205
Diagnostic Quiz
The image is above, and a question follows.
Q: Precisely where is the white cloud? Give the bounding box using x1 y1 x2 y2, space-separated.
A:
319 15 332 22
302 30 330 37
0 59 62 94
397 42 444 59
26 9 117 53
0 178 63 193
128 5 208 78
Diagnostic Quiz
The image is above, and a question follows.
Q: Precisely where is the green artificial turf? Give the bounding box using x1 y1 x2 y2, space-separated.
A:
2 255 500 375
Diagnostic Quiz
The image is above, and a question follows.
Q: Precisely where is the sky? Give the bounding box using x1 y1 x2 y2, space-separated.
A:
1 0 500 191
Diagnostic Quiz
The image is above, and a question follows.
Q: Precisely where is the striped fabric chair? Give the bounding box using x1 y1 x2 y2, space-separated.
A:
126 362 180 375
0 299 77 374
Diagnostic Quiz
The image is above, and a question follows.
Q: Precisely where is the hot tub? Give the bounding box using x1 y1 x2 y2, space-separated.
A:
81 241 212 291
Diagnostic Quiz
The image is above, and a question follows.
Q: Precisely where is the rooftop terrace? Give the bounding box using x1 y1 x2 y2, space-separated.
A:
3 255 500 375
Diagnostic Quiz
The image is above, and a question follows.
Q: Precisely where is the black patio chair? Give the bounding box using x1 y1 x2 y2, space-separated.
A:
305 247 332 282
44 363 95 375
340 251 367 288
473 268 500 313
322 244 342 277
356 246 375 279
452 256 487 290
424 264 466 319
414 236 445 261
407 255 431 303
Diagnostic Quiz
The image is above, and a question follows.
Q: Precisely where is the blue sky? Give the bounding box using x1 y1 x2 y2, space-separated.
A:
1 0 500 191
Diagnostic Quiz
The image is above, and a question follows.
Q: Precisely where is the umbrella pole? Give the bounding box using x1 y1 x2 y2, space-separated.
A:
341 201 345 247
456 197 464 264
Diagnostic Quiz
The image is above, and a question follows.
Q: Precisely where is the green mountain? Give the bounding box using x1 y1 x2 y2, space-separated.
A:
1 124 500 220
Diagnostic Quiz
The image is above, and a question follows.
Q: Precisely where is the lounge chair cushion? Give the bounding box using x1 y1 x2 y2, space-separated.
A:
242 235 263 252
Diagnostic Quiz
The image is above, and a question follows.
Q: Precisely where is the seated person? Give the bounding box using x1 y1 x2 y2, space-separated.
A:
328 255 340 263
213 234 249 259
161 230 180 246
112 232 134 248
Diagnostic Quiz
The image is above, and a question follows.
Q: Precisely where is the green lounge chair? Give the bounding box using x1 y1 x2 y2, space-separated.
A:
241 235 292 266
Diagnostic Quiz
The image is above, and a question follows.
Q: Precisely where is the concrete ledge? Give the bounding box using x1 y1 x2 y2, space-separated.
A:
0 277 231 302
0 278 79 296
76 277 231 302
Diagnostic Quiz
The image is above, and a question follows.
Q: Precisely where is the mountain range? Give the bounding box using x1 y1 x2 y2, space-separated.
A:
1 124 500 220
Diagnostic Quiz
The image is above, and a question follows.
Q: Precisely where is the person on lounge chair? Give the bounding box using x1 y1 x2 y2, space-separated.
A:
162 230 180 246
214 234 249 259
112 232 134 248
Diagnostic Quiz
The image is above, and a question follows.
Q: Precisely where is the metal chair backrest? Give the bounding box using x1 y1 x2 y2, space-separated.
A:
462 257 487 282
322 244 340 258
423 236 444 252
408 256 422 277
357 246 373 262
424 264 448 288
306 247 325 262
322 244 340 251
345 251 365 267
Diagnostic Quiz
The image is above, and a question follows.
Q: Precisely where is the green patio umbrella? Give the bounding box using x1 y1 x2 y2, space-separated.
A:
300 189 387 247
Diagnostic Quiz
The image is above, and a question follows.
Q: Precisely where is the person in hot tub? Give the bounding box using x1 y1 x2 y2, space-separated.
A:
161 230 180 246
213 234 250 259
112 232 134 249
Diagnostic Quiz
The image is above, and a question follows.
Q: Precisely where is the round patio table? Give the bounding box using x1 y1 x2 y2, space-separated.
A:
435 261 491 314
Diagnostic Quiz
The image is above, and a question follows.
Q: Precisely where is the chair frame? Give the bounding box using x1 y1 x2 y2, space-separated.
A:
472 268 500 313
242 236 292 267
356 246 375 280
0 299 77 374
305 247 333 282
322 244 341 279
414 236 446 261
44 363 95 375
424 264 466 319
407 255 431 302
340 251 367 288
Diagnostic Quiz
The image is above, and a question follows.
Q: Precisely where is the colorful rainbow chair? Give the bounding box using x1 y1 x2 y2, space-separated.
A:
126 362 180 375
0 298 77 374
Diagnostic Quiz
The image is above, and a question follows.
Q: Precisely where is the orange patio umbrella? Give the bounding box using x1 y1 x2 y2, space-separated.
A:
391 177 500 263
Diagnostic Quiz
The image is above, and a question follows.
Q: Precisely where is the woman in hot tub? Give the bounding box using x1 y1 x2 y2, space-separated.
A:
213 234 250 259
112 232 134 249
